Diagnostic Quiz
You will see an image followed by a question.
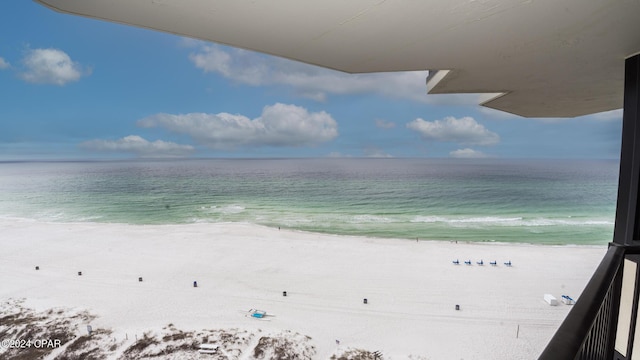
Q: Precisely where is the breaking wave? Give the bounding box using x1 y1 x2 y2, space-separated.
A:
410 216 613 227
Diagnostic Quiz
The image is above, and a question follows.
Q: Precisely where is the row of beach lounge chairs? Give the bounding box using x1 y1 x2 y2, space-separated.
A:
452 259 512 266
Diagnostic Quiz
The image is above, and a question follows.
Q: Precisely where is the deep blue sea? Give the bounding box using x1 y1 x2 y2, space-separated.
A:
0 158 619 245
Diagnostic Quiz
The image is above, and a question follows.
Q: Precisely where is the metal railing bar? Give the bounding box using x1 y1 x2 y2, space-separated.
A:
540 244 625 359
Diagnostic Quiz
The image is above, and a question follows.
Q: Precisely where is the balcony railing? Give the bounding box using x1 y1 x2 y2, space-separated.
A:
540 244 625 360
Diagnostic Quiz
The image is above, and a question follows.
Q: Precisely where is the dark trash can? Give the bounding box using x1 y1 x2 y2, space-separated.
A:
455 304 460 310
363 298 368 304
283 291 287 297
138 277 143 282
193 281 198 287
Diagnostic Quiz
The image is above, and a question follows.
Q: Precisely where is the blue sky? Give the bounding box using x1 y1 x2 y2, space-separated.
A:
0 2 624 160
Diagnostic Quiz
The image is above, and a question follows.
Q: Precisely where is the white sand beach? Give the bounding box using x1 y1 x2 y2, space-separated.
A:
0 218 606 359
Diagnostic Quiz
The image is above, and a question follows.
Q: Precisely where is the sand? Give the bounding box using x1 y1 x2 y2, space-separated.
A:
0 218 606 359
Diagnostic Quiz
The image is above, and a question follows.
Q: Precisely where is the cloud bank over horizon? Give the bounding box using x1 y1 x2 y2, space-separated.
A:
449 148 489 158
80 135 194 157
407 116 500 146
138 103 338 150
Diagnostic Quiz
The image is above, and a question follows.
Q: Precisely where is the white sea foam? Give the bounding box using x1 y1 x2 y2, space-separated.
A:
410 216 449 223
348 214 394 223
202 204 246 214
448 216 523 224
410 215 613 227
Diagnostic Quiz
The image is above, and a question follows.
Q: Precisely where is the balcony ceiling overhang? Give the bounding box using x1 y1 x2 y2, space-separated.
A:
36 0 640 117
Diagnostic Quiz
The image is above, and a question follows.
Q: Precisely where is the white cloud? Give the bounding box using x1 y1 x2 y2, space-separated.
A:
187 43 488 105
178 37 203 48
363 148 393 158
80 135 194 157
375 119 396 129
327 152 352 158
138 103 338 149
0 57 9 69
20 48 89 85
449 148 488 158
406 116 500 146
583 109 623 122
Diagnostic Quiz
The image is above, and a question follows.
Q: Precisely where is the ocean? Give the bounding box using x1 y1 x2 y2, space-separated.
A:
0 158 619 245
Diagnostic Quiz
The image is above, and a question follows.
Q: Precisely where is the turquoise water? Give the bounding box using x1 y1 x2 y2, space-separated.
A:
0 158 619 245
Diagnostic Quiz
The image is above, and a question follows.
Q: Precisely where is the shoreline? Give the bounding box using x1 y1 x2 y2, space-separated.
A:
0 215 611 247
0 219 607 359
